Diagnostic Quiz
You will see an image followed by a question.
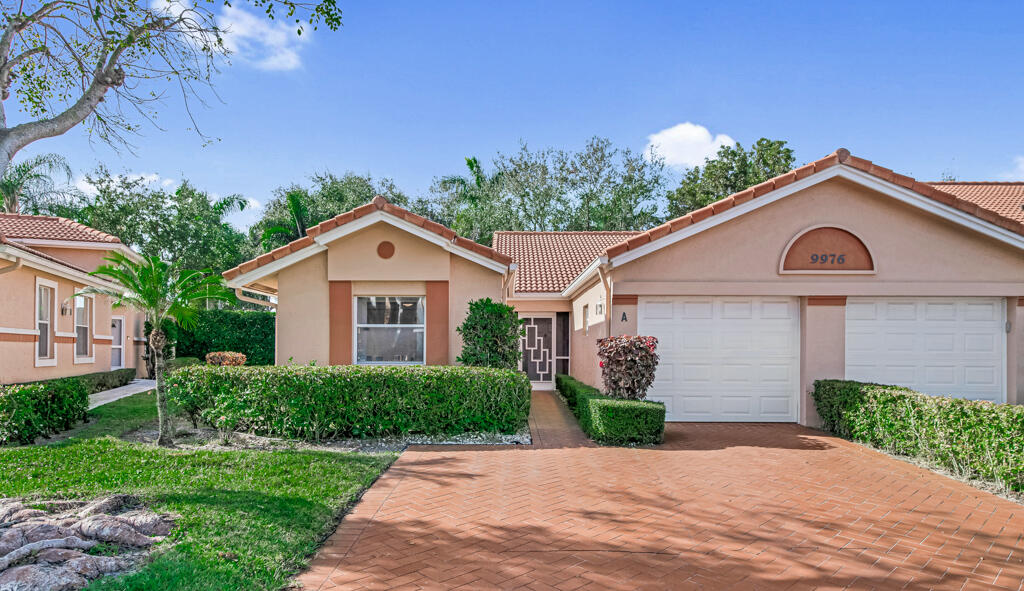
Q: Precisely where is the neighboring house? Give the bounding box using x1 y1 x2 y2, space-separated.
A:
223 149 1024 426
0 214 145 384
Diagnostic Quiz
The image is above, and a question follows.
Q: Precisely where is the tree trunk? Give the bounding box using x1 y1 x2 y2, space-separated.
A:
149 328 173 447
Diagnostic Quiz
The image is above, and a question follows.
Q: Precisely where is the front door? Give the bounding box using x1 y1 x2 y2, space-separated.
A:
111 316 124 369
520 316 554 390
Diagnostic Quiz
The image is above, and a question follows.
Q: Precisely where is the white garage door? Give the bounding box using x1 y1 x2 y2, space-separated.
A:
638 297 800 422
845 297 1006 403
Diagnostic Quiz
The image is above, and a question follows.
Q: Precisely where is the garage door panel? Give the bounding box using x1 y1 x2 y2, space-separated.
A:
644 300 674 319
640 296 800 422
845 297 1005 403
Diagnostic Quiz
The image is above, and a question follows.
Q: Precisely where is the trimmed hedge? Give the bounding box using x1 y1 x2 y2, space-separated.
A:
167 357 202 371
176 309 275 366
167 365 532 439
556 374 665 446
812 380 1024 491
0 378 89 445
205 351 246 366
73 368 137 395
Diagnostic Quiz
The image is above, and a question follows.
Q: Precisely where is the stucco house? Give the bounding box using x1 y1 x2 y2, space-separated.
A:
0 214 145 384
223 149 1024 426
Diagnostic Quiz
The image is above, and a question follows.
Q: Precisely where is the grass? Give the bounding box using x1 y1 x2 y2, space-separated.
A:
0 393 397 590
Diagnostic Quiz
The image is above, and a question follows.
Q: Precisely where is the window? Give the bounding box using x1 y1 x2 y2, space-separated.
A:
74 295 92 360
583 304 589 336
355 296 425 364
35 279 56 364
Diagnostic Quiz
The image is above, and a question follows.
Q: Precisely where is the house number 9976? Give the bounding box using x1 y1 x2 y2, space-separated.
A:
810 253 845 264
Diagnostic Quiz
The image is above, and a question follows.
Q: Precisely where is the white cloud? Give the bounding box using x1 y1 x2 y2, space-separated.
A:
73 172 177 196
645 122 735 169
1000 155 1024 181
218 6 310 71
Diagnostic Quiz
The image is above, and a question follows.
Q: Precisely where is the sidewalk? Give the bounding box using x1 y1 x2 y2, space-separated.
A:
88 379 156 409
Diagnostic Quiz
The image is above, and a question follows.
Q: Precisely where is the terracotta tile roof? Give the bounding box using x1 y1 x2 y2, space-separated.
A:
925 182 1024 225
0 213 121 243
223 196 514 281
492 231 641 293
0 232 89 273
602 149 1024 259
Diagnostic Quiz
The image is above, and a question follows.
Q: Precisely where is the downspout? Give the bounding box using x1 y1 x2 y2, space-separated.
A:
0 257 22 275
501 264 518 304
235 288 277 309
596 263 612 337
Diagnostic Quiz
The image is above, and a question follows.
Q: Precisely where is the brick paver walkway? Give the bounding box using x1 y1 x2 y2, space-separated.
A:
298 391 1024 590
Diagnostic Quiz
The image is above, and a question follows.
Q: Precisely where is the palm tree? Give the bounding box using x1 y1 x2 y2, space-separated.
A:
78 252 235 446
0 154 74 214
260 189 309 250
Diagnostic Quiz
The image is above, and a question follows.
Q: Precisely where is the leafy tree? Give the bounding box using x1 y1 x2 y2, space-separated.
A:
456 298 525 370
0 0 341 177
79 252 235 446
432 157 518 246
496 144 568 232
252 171 411 251
666 138 795 217
70 168 253 274
0 153 73 213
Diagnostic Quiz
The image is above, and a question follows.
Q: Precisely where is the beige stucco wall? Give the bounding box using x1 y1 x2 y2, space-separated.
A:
799 301 846 425
32 246 115 273
449 255 505 363
509 299 572 313
568 279 608 390
275 252 330 365
0 264 142 384
326 223 450 282
271 222 505 366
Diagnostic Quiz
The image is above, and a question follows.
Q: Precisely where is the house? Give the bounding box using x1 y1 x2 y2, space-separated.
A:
0 214 145 384
223 149 1024 426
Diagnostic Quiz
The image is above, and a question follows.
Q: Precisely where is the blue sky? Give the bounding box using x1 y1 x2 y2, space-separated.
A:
17 0 1024 229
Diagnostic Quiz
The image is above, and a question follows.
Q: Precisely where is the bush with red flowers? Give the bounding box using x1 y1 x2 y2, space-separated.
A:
205 351 247 366
596 335 659 400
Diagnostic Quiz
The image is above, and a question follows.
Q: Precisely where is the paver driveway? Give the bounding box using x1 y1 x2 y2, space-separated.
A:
298 392 1024 590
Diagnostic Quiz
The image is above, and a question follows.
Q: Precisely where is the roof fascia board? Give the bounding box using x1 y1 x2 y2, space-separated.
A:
224 242 327 289
610 167 842 267
314 211 509 273
610 165 1024 268
0 244 123 291
838 167 1024 250
561 257 604 298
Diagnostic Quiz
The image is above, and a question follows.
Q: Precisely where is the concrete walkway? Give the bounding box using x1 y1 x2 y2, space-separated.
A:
87 379 155 409
297 391 1024 590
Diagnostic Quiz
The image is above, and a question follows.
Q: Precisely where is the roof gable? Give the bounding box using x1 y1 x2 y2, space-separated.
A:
603 149 1024 264
224 196 513 287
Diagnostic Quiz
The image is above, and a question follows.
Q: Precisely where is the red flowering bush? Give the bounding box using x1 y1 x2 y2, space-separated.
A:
205 351 247 366
596 335 659 400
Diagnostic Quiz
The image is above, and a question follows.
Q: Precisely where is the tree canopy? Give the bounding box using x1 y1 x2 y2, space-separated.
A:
665 138 795 218
0 0 342 175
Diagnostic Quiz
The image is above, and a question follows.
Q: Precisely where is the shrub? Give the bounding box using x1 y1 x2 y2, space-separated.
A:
168 365 531 440
596 335 659 399
812 380 1024 492
0 378 89 445
456 298 525 370
556 374 664 445
73 368 137 395
206 352 247 366
177 309 275 366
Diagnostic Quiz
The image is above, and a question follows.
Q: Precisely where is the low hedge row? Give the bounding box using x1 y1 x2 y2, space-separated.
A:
556 374 665 445
0 379 89 445
168 365 532 440
176 309 275 366
72 368 137 395
812 380 1024 491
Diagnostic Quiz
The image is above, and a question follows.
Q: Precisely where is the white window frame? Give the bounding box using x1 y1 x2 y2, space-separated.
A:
352 295 426 366
34 277 58 367
73 292 95 364
110 315 125 370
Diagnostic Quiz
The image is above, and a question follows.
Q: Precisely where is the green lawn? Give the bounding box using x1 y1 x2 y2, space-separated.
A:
0 393 396 591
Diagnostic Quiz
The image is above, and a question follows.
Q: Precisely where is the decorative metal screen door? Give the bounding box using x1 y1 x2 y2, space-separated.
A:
520 316 554 389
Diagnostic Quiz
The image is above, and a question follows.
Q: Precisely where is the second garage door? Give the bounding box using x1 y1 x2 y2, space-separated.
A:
639 296 800 422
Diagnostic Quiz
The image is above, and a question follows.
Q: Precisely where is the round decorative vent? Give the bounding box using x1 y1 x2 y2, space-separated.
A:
377 241 395 259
